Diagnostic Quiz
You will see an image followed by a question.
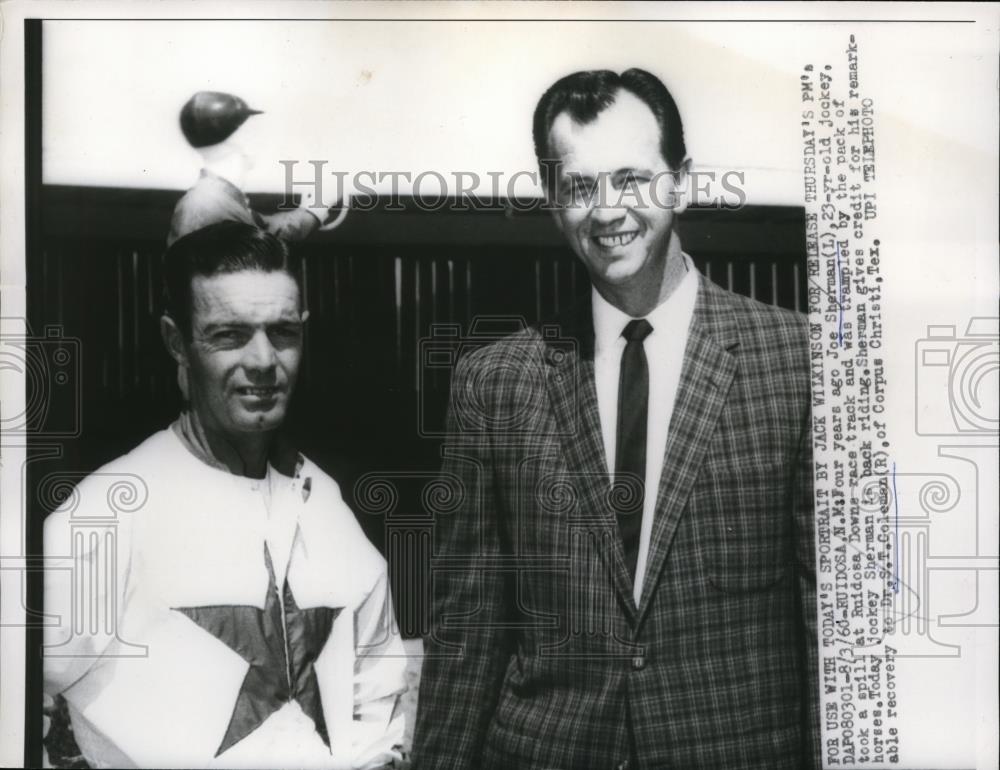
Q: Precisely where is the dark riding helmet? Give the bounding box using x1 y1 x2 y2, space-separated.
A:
179 91 263 148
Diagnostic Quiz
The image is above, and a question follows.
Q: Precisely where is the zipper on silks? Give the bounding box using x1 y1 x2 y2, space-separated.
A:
277 572 293 696
262 482 294 698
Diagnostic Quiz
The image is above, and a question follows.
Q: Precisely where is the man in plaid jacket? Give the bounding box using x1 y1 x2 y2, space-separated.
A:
413 69 820 770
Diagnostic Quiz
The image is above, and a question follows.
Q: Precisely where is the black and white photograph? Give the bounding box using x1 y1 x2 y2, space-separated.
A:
0 3 997 769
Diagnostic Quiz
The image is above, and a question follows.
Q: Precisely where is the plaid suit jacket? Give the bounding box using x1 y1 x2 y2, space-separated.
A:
413 273 820 770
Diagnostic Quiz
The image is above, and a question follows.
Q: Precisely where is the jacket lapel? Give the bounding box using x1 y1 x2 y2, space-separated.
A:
637 276 740 623
544 299 640 620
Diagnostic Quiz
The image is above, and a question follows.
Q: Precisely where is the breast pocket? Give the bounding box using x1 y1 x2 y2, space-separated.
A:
695 460 794 593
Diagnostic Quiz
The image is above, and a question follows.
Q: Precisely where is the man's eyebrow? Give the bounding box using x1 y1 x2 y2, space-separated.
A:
200 321 248 333
614 167 655 178
200 316 303 332
560 167 655 184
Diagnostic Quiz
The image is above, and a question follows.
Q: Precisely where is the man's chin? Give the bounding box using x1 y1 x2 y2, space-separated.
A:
231 409 286 434
599 258 644 286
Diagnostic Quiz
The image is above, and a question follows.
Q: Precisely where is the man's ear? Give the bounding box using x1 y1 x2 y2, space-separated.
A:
300 309 310 324
540 160 566 233
546 183 567 234
671 158 693 214
160 315 189 367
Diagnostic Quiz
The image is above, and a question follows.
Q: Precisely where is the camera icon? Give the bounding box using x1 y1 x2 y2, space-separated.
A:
0 325 81 438
417 316 578 437
915 318 998 436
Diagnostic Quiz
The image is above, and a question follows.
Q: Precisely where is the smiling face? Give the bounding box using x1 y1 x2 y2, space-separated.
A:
180 269 304 439
548 90 687 304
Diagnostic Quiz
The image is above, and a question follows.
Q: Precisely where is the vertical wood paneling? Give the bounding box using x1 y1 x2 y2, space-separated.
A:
116 252 125 398
793 263 802 312
394 256 403 377
534 259 542 323
37 241 808 410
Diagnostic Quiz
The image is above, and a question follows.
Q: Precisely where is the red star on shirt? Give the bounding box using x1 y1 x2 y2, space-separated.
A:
174 546 342 756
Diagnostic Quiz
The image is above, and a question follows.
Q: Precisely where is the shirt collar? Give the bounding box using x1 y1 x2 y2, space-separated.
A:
592 252 699 356
170 411 303 481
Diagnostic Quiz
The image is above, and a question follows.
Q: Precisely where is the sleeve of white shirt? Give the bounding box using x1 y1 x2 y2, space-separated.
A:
352 567 408 769
42 493 134 696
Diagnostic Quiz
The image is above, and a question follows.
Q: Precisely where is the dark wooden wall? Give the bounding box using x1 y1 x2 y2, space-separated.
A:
28 185 806 636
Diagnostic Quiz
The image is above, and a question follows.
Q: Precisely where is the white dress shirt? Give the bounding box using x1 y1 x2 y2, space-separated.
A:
592 254 699 604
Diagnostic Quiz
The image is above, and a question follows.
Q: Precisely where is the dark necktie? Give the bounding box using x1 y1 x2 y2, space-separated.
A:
615 318 653 583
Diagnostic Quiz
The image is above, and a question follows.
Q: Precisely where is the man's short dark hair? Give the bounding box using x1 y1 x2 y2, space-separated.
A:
532 68 686 193
162 221 303 339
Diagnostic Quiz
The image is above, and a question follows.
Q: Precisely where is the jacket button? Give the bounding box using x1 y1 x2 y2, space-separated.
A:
631 655 645 670
615 762 630 770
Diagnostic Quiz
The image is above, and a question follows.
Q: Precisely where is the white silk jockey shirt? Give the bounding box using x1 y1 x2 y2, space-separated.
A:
43 427 407 769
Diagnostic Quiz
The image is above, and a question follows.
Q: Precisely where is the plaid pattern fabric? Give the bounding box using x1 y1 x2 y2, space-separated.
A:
413 274 820 770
